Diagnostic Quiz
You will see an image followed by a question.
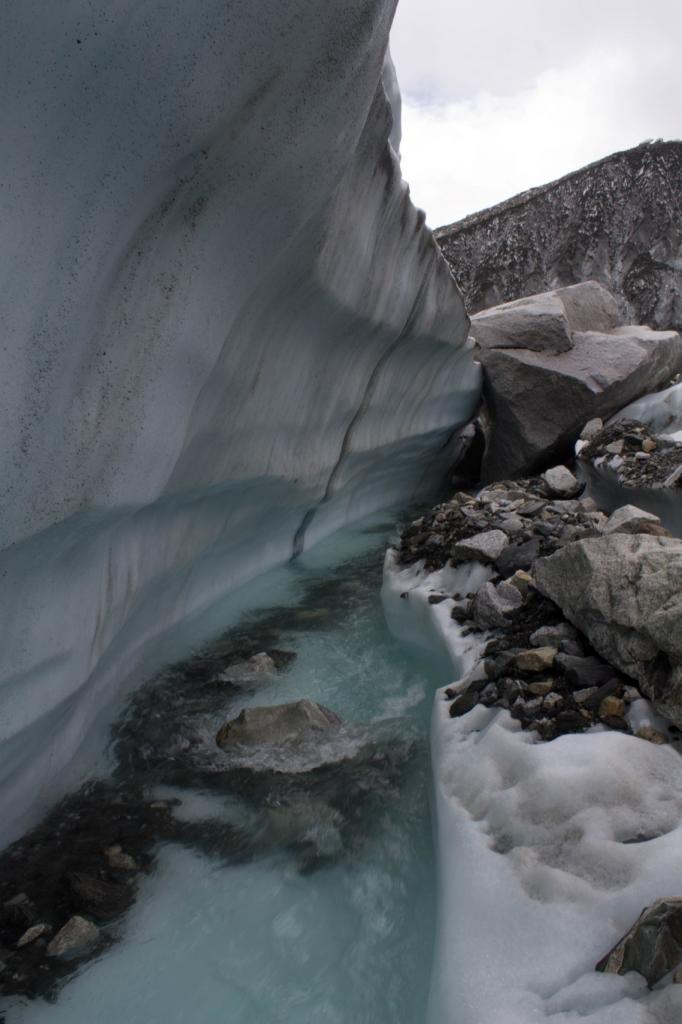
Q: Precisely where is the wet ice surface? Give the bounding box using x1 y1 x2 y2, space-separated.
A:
6 514 442 1024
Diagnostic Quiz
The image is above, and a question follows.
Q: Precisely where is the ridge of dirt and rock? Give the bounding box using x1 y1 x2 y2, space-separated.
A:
435 140 682 335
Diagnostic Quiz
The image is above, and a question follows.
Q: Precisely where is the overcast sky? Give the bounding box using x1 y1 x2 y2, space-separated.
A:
390 0 682 228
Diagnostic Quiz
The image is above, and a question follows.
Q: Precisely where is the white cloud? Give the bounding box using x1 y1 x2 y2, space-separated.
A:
390 0 682 226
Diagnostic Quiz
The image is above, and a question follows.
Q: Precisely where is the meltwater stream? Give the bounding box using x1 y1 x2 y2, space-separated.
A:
6 513 447 1024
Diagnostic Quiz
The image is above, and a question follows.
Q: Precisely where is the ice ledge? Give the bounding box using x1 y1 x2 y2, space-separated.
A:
382 549 682 1023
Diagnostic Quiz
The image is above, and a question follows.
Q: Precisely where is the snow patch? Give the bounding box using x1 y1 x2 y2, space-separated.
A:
383 550 682 1023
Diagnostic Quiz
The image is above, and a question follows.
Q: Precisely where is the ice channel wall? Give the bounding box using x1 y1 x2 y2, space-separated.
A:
0 0 480 843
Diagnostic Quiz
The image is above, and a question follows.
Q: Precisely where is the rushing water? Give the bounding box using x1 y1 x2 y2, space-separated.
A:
5 513 447 1024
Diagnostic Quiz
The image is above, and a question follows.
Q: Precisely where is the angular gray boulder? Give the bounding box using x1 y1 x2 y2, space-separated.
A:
479 323 682 481
534 534 682 726
469 281 622 357
553 281 622 334
469 291 573 354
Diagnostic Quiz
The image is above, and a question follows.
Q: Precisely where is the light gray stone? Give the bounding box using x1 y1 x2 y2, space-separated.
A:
479 324 682 481
580 417 604 441
470 292 573 354
603 505 664 536
529 622 581 654
451 529 509 565
214 652 276 688
542 465 581 498
47 916 100 959
17 923 48 948
554 281 622 334
473 580 523 630
216 699 342 751
535 534 682 726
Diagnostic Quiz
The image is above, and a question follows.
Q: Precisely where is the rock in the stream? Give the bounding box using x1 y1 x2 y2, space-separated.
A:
596 897 682 987
216 699 342 752
46 916 100 959
535 534 682 727
213 652 277 688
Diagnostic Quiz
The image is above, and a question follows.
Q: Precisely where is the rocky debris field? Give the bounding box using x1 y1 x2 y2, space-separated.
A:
578 417 682 489
0 551 412 1004
396 451 682 990
397 467 677 747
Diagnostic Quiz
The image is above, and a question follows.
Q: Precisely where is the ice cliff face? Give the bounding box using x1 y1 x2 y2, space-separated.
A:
0 0 479 842
436 141 682 334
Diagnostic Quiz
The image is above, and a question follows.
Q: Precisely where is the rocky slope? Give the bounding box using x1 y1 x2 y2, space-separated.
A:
435 140 682 334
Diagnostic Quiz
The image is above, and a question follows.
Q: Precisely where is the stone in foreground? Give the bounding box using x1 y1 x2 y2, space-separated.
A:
469 291 573 354
535 534 682 726
451 529 509 565
478 315 682 480
596 898 682 987
473 581 524 630
542 465 581 498
603 505 667 537
46 916 100 959
216 699 342 751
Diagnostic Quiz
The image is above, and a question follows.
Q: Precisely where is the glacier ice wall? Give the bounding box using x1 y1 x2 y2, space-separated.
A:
0 0 480 842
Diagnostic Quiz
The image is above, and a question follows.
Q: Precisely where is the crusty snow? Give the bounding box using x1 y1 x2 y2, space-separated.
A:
383 549 682 1023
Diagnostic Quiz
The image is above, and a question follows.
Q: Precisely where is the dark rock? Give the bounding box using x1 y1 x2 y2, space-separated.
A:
495 538 541 575
479 683 500 706
555 654 618 690
596 897 682 987
449 690 480 718
601 715 630 732
67 872 133 921
555 709 588 732
451 605 470 623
